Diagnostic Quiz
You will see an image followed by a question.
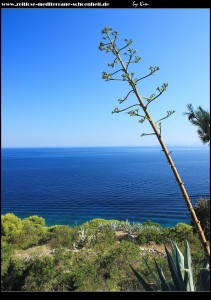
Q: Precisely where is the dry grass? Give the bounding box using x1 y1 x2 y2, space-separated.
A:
14 244 53 260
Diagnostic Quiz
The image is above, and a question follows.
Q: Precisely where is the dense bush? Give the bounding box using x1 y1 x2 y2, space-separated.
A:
137 225 164 245
19 218 47 249
191 197 210 240
1 258 32 291
71 240 142 291
24 215 45 226
1 241 13 277
168 223 197 245
1 213 23 244
47 225 73 248
82 218 123 229
22 257 56 291
1 214 48 249
142 220 163 228
91 226 116 246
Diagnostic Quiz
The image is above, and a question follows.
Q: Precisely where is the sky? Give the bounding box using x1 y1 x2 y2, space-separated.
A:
2 8 210 147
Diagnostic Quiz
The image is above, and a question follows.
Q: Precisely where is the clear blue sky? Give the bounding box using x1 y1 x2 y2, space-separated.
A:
2 8 210 147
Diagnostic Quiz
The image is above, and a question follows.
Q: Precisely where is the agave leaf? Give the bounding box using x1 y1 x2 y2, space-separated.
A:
174 247 186 290
184 240 194 291
166 280 176 291
183 269 191 291
172 241 184 271
142 256 161 289
198 268 210 291
130 265 155 291
170 240 177 262
154 260 171 291
170 241 185 281
164 245 184 290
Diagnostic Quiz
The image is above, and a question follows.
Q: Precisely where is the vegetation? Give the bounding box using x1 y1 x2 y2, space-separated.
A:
191 197 210 241
131 240 210 291
184 104 210 145
1 213 209 291
98 27 209 257
1 214 47 249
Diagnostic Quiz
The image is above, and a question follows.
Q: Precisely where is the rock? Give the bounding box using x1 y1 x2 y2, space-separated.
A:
115 231 137 242
139 246 166 257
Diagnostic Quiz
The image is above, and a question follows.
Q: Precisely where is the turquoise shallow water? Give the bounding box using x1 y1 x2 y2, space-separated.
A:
2 146 210 227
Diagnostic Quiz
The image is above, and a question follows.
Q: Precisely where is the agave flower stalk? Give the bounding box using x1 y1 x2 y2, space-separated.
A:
99 27 210 258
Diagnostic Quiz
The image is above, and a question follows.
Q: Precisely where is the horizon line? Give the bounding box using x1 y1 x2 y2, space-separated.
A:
2 144 207 149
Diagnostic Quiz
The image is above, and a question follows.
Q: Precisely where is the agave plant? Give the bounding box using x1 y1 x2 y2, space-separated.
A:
99 26 210 257
97 222 104 230
198 263 210 291
132 222 144 232
107 221 119 231
131 240 210 291
122 220 134 234
78 228 88 241
73 228 89 249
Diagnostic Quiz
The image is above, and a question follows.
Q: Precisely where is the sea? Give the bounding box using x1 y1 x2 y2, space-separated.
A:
1 146 210 227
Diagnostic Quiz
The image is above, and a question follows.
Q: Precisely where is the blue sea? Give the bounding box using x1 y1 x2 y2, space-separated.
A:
1 147 210 227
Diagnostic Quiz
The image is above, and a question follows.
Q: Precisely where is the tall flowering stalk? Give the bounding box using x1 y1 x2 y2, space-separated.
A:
99 27 210 258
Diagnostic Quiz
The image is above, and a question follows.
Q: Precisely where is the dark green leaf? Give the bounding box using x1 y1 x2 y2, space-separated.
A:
130 265 155 291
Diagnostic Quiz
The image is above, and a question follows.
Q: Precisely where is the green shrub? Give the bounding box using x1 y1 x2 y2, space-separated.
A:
24 215 45 226
137 225 164 245
1 241 13 277
1 214 48 249
1 258 31 291
22 257 56 291
142 220 163 228
92 226 116 246
169 223 197 245
97 241 145 291
18 219 47 249
191 197 210 240
72 240 141 291
1 213 23 244
47 225 73 248
52 272 79 291
82 218 122 229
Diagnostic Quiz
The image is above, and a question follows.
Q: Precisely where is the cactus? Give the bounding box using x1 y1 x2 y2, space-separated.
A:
108 221 119 231
97 222 104 230
73 228 89 249
78 228 88 241
122 220 133 234
131 240 210 291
